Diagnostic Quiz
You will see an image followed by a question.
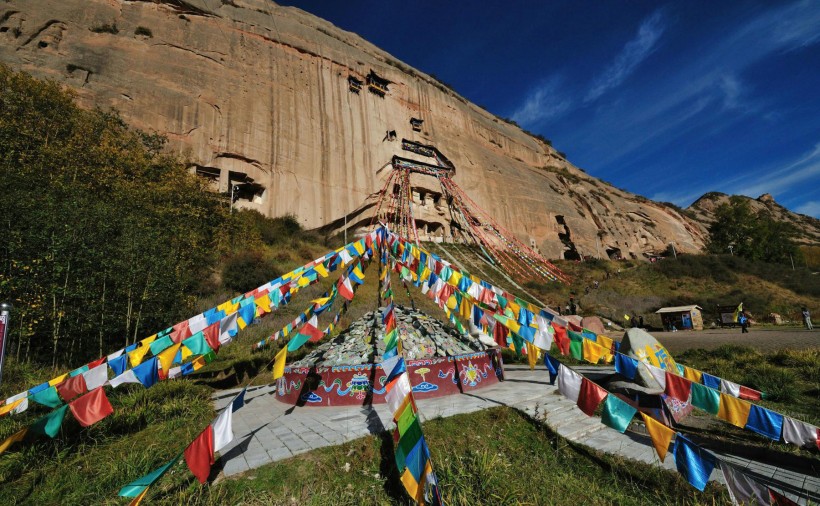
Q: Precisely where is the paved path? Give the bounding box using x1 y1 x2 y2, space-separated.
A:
213 366 818 504
655 327 820 354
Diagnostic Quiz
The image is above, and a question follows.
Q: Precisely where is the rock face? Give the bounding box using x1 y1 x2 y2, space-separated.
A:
688 193 820 246
0 0 709 259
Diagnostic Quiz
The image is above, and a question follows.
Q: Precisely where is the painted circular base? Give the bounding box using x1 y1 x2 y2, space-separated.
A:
275 350 505 407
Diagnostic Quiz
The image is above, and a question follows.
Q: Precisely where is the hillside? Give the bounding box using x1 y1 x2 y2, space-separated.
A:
0 0 713 261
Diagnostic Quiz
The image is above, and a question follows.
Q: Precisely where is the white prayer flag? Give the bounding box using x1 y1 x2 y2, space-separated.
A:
82 364 109 390
557 365 582 403
720 461 770 506
720 379 741 398
211 407 234 453
781 417 818 448
385 373 412 414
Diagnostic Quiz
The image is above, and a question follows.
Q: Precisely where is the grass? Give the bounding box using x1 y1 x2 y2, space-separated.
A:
136 407 726 505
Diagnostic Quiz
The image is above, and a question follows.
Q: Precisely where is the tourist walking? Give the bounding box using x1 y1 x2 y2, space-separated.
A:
802 307 813 330
739 312 749 333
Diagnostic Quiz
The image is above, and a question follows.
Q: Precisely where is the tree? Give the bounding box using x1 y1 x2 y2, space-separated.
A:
706 196 801 264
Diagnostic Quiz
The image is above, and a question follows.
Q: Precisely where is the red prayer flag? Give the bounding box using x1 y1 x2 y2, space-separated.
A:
68 387 114 427
57 374 88 402
493 322 509 348
577 378 607 416
171 321 192 344
568 321 583 332
88 356 107 368
769 489 799 505
664 371 692 402
202 322 221 352
551 323 570 356
738 385 762 401
184 426 215 484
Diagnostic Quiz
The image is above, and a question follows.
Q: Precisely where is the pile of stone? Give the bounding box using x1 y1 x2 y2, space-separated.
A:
289 305 486 368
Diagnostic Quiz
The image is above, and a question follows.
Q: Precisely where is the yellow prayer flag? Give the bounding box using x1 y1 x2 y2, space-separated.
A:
445 295 458 311
181 345 193 361
255 294 272 316
218 300 238 314
192 355 208 371
157 343 181 374
0 399 24 417
297 276 310 288
582 338 605 365
49 373 69 387
624 314 631 321
353 240 365 255
526 343 539 370
0 428 28 455
683 366 702 383
641 413 674 462
459 298 472 321
420 266 431 281
314 264 329 278
400 468 424 503
596 334 614 363
272 347 287 380
128 338 155 368
507 301 521 318
128 487 149 506
450 270 462 285
717 393 752 428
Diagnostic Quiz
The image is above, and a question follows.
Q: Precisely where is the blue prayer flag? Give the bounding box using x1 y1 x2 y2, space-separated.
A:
615 354 639 380
544 353 560 385
132 357 159 388
405 437 430 482
180 362 195 376
232 388 247 412
108 354 128 376
702 373 721 390
745 405 783 441
518 308 534 327
28 382 50 396
672 433 717 491
238 302 256 326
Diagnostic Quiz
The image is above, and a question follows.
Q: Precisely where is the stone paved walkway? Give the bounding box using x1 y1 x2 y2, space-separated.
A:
213 366 819 504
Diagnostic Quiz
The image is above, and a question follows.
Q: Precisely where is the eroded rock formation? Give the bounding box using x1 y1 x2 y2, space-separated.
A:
0 0 711 259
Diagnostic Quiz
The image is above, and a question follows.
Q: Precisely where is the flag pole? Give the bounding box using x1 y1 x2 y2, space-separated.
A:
0 302 12 386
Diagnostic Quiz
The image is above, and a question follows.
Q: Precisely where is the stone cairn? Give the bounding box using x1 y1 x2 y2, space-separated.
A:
289 305 487 368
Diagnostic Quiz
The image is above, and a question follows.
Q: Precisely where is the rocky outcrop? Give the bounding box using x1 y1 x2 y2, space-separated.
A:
688 193 820 245
0 0 709 259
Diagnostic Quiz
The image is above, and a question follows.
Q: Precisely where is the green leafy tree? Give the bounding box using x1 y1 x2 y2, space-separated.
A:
707 196 801 264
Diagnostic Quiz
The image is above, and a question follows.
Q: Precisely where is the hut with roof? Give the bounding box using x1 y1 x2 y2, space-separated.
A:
655 305 704 331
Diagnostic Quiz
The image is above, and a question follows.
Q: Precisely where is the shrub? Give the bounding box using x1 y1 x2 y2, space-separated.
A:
90 23 118 34
134 26 152 37
222 250 281 292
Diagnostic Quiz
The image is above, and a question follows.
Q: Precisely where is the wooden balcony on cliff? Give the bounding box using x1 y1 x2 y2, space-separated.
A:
347 76 362 94
366 70 391 97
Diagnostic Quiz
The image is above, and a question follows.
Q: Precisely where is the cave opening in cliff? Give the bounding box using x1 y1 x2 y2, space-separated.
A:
410 117 423 132
366 70 390 96
347 76 362 94
605 247 622 260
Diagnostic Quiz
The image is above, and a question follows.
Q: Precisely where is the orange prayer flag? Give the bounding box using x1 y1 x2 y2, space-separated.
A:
717 393 752 428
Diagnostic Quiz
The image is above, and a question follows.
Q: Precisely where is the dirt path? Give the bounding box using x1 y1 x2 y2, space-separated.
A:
654 327 820 353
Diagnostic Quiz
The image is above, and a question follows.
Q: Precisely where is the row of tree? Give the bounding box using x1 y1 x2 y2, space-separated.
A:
0 66 228 367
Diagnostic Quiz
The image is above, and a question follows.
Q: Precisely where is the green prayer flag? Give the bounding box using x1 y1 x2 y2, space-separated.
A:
149 335 175 356
287 332 311 352
496 294 508 308
511 333 525 356
601 394 637 433
69 365 89 377
118 453 182 497
691 383 720 415
31 404 69 438
397 418 423 462
397 404 416 435
157 327 173 337
569 339 583 360
182 332 212 356
30 386 63 408
202 350 217 363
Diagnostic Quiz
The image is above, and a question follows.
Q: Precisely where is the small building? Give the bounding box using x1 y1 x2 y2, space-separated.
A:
655 305 703 331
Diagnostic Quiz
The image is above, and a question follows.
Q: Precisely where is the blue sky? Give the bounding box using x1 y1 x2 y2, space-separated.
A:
280 1 820 217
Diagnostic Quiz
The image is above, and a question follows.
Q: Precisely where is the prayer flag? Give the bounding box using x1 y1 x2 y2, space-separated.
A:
109 370 141 388
641 413 674 462
552 324 570 355
56 374 88 402
272 347 287 380
781 417 819 449
237 301 256 330
381 355 406 384
31 405 69 438
338 277 355 301
557 365 582 403
745 405 783 441
149 335 174 356
614 354 638 380
690 383 720 415
683 366 702 384
48 373 68 387
645 364 667 390
577 378 607 416
118 454 181 498
544 353 560 385
82 364 109 390
202 322 220 352
0 428 27 455
108 354 128 376
157 343 181 374
672 433 717 491
184 426 215 484
69 387 114 427
717 393 751 428
664 372 692 402
582 338 605 364
733 302 743 323
232 388 246 412
385 374 412 414
211 407 234 453
769 488 800 506
601 394 637 433
350 264 366 285
31 386 63 408
219 312 239 344
182 332 212 356
533 315 553 350
720 379 741 398
526 343 539 369
720 461 770 506
133 357 159 388
738 385 762 401
596 334 614 363
702 372 721 390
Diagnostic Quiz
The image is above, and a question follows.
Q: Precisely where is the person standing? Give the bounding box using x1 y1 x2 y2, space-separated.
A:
802 307 813 330
739 312 749 333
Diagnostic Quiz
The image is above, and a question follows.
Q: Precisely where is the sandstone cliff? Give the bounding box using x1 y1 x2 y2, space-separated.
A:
0 0 709 260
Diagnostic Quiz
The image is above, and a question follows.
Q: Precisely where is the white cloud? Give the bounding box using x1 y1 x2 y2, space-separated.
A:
735 142 820 198
795 201 820 218
584 10 666 103
509 76 572 127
